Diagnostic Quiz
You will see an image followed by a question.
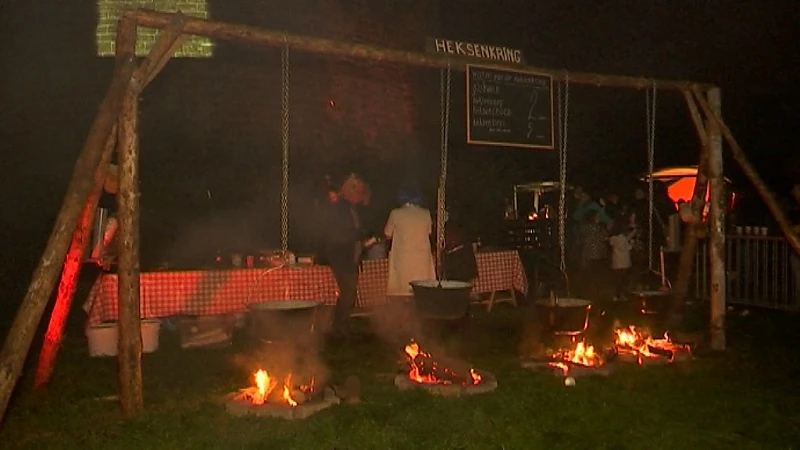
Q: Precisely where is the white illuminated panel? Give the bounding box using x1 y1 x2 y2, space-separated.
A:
96 0 213 57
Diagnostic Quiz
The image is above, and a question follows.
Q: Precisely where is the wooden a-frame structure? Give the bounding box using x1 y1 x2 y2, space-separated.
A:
0 8 798 422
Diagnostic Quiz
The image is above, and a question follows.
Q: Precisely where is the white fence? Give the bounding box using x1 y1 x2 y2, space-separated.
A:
694 235 799 311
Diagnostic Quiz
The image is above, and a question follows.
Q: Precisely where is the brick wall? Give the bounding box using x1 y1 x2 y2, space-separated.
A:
96 0 213 57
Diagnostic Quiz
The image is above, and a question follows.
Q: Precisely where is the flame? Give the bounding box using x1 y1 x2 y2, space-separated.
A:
548 340 604 375
614 325 690 364
404 341 481 386
248 369 306 407
282 374 298 407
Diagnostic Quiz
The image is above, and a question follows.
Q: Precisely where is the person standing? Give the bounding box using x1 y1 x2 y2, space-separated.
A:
608 218 635 301
384 189 436 297
322 173 369 338
443 211 478 284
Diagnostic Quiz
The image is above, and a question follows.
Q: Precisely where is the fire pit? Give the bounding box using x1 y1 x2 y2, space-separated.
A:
614 325 692 365
394 341 497 397
522 340 617 378
224 369 339 420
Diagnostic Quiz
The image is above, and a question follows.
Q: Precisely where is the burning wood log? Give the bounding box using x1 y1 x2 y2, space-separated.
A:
409 353 474 385
614 326 692 365
404 341 480 386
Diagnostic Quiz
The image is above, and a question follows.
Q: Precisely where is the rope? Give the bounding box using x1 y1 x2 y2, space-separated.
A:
557 73 570 274
280 46 290 253
436 63 452 278
645 82 657 270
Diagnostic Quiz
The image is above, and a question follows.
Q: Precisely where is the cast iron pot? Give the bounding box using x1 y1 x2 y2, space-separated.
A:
628 290 672 316
534 297 593 336
246 300 321 342
410 280 473 320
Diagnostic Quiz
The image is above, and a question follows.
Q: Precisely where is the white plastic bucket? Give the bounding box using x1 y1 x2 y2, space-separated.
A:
86 319 161 357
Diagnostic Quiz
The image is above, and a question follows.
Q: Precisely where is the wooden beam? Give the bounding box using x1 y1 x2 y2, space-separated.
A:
131 12 189 92
691 86 800 257
115 16 145 417
683 89 708 150
123 8 715 92
0 59 136 423
703 87 726 351
669 91 710 324
33 126 117 389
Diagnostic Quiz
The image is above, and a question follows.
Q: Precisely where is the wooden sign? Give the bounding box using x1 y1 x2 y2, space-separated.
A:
426 38 525 64
466 65 553 149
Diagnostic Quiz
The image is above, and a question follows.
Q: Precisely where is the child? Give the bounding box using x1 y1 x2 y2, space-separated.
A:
608 218 634 301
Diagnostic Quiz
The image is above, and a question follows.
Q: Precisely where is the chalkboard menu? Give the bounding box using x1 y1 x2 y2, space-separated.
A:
466 65 553 149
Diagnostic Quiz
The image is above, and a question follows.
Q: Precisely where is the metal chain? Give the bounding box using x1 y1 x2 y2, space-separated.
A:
646 82 657 270
558 73 569 274
436 63 452 277
280 46 290 252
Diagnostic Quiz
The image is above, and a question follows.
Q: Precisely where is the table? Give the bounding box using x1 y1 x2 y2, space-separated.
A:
84 250 528 326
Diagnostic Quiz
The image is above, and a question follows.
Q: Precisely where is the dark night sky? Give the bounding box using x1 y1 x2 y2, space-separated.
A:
0 0 798 292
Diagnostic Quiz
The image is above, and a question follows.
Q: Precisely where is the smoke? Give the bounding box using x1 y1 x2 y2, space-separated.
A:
160 207 272 267
230 311 329 390
366 298 421 346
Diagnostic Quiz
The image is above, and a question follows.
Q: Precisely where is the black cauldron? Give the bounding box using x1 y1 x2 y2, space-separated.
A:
628 290 672 316
246 300 321 342
410 280 473 320
535 297 593 336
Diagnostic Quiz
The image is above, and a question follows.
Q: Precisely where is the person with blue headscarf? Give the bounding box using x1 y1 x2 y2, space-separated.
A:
383 188 436 296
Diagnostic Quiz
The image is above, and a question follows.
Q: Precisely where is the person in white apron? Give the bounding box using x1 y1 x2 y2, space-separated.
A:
384 190 436 297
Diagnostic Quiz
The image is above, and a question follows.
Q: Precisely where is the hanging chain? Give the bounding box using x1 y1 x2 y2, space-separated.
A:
280 45 290 252
558 73 570 274
646 82 657 270
436 63 452 277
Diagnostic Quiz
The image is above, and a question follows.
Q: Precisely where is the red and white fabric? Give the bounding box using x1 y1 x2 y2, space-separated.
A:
84 250 528 326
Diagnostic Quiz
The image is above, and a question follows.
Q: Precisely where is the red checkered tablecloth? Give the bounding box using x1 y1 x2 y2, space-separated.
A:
84 250 527 325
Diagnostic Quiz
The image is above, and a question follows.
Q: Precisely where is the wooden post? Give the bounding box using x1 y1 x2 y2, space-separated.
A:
114 16 144 415
33 128 117 389
705 87 726 351
117 85 143 416
669 91 710 323
0 60 135 422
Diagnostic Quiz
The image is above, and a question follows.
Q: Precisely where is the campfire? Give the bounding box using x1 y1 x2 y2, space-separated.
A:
548 340 606 375
404 341 481 386
614 325 692 365
224 368 339 419
522 339 616 378
395 341 497 396
243 369 315 407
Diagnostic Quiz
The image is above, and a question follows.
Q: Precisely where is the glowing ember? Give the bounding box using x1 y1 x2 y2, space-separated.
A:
245 369 314 407
403 341 482 386
547 340 605 375
614 325 691 364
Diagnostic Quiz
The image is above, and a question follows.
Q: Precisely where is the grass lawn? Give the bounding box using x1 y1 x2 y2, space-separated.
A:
1 301 799 449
